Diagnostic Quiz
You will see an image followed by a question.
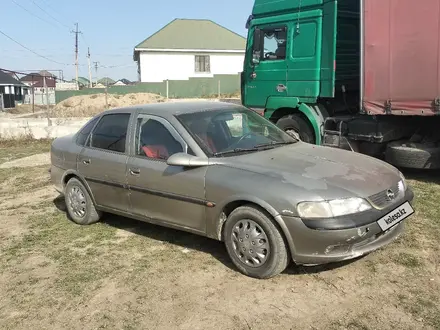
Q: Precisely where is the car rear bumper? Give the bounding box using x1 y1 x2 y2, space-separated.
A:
280 188 414 265
50 164 64 194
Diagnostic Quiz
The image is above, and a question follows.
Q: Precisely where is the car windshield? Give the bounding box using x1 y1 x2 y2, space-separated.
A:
176 106 297 157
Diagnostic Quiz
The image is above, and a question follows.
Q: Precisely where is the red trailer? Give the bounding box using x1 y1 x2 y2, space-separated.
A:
324 0 440 169
362 0 440 116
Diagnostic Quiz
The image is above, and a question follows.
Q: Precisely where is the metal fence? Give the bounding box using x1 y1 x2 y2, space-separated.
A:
55 74 241 103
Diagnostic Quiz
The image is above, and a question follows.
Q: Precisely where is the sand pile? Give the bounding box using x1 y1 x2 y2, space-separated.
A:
51 93 165 118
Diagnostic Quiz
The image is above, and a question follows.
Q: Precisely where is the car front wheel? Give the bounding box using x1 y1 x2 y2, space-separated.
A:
65 177 102 225
224 205 290 279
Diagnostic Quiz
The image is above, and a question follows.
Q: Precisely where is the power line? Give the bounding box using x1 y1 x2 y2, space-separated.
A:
0 68 70 83
80 33 89 47
31 0 71 30
99 63 137 68
37 0 73 24
11 0 59 29
0 29 74 66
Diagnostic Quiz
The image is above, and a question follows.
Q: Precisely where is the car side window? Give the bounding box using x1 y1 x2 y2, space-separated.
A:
135 116 184 160
90 113 130 153
76 117 99 146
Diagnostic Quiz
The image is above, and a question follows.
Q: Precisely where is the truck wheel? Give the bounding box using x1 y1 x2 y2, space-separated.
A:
385 140 440 169
276 114 315 144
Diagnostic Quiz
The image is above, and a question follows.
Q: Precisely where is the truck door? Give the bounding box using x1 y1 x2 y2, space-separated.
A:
243 25 288 109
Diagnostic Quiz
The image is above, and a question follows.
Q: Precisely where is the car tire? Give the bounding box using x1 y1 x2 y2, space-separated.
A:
276 113 315 144
224 205 290 279
385 140 440 169
65 177 102 225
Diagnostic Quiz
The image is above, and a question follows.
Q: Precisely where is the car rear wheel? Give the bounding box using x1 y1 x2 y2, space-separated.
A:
65 177 102 225
224 205 290 279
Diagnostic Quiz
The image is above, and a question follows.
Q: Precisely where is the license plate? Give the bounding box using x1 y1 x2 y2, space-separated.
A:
377 201 414 232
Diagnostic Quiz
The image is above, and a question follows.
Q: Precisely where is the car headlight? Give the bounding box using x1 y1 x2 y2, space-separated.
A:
398 171 407 191
297 197 372 219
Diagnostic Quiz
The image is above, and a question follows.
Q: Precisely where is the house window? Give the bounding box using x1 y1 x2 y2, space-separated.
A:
195 55 210 73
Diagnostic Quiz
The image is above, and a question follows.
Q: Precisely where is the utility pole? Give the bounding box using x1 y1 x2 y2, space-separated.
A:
93 61 99 87
71 23 82 89
87 47 92 88
43 75 50 125
31 74 35 113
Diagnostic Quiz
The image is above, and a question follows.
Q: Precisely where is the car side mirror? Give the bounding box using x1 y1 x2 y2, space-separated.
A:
166 152 210 167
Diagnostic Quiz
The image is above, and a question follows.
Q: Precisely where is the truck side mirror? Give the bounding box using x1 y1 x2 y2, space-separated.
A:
252 28 262 65
252 28 262 52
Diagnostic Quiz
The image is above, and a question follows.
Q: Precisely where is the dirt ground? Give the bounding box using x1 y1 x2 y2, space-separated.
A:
0 140 439 330
51 93 166 118
4 92 238 119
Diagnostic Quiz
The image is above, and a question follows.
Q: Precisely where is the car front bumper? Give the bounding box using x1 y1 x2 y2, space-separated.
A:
279 187 415 266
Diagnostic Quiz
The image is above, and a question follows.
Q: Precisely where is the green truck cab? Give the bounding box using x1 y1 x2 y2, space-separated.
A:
241 0 440 169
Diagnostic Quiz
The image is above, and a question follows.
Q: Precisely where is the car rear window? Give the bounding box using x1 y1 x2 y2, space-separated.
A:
76 117 99 146
90 113 130 153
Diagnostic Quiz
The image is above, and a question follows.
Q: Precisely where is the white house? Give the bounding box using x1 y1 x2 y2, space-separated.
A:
133 19 246 83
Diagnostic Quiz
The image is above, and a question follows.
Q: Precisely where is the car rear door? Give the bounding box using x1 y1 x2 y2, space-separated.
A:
77 112 131 213
126 113 208 233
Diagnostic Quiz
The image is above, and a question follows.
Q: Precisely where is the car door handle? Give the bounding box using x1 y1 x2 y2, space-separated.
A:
129 168 140 176
82 159 91 165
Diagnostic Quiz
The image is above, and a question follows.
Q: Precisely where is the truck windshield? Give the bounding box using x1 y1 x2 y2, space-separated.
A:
176 106 297 157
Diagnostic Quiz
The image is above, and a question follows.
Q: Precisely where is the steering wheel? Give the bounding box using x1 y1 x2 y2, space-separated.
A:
230 132 255 148
264 52 276 59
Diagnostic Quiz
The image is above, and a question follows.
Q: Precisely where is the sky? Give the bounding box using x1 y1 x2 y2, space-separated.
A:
1 0 254 82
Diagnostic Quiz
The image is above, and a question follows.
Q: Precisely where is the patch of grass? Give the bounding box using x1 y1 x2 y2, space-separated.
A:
30 199 56 210
364 259 378 273
398 293 440 328
392 252 423 268
1 203 27 211
402 179 440 249
2 210 120 296
0 139 52 164
330 317 372 330
346 320 370 330
0 165 50 197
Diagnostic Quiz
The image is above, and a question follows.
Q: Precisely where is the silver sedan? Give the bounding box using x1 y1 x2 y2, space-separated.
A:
50 101 414 278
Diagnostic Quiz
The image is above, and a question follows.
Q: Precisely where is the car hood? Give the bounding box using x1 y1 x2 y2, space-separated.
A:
215 143 400 199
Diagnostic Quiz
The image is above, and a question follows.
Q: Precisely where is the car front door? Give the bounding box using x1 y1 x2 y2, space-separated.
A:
78 112 131 213
126 114 208 233
244 24 288 109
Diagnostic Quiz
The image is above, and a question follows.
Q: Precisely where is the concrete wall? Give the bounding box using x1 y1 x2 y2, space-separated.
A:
0 117 90 140
24 93 56 105
57 82 79 91
139 51 244 82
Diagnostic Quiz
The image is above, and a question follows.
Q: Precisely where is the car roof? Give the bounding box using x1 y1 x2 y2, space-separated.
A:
99 101 243 118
